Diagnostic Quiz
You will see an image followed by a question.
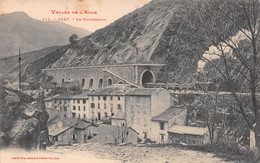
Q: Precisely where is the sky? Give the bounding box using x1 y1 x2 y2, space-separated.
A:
0 0 151 32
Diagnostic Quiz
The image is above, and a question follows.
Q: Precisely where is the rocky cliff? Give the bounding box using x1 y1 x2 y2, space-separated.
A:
0 87 49 150
5 0 248 84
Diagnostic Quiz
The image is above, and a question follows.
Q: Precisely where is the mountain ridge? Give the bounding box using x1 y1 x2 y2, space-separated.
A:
0 11 91 58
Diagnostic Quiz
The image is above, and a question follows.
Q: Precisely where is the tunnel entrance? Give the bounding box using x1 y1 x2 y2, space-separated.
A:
141 70 155 88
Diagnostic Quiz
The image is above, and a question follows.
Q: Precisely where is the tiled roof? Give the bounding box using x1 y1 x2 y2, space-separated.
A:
151 106 186 122
48 117 79 136
168 125 208 136
52 94 73 100
75 120 91 129
125 88 163 96
82 87 132 96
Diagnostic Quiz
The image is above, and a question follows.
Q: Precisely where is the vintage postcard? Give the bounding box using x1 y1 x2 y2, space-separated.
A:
0 0 259 162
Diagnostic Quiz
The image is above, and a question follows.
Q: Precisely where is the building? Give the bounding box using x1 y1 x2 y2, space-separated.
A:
48 117 91 145
51 94 73 117
167 125 210 145
39 82 56 94
87 124 138 144
43 63 165 89
70 85 129 121
151 106 187 143
112 88 175 142
47 117 138 145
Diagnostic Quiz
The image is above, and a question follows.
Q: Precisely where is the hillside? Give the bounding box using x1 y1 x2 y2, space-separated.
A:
0 12 91 58
4 0 250 84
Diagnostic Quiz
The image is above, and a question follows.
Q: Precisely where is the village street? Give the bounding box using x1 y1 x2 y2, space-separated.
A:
46 143 238 163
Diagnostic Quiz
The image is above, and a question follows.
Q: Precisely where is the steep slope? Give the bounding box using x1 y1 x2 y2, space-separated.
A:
20 0 250 84
0 12 91 58
44 0 206 83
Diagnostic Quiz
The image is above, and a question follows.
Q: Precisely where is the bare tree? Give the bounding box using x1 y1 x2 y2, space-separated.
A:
192 0 260 149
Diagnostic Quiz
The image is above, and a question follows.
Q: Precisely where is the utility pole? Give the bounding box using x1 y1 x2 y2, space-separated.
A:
18 46 21 90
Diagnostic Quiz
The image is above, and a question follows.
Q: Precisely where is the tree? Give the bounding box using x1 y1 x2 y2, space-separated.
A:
192 0 260 150
69 34 78 44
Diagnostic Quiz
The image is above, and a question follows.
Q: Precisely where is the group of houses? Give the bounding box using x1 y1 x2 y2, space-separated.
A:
42 63 211 145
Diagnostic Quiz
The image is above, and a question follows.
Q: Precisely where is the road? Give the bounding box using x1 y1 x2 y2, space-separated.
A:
46 143 238 163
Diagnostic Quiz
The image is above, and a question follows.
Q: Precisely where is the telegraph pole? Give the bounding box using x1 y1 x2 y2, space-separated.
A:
18 46 21 90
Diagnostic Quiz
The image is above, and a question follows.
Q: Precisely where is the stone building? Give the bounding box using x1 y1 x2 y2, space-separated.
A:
70 86 127 121
43 63 165 89
111 88 176 142
167 125 210 145
151 106 187 143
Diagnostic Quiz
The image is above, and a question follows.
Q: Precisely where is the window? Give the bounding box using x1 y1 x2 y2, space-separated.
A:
64 106 67 111
118 96 120 101
71 134 77 140
83 106 86 111
83 99 86 104
81 79 85 87
111 112 114 116
77 100 80 104
73 106 76 110
98 112 101 120
98 96 101 100
98 78 103 88
159 122 165 130
104 112 108 117
62 79 64 84
89 79 93 88
107 79 112 86
73 100 75 104
54 100 57 103
54 136 58 141
91 96 94 101
144 132 147 139
83 114 86 118
78 114 80 118
121 123 125 126
111 104 113 112
103 96 107 101
110 96 113 100
91 103 95 108
117 104 122 110
78 106 80 111
104 104 106 109
72 113 76 118
59 100 62 104
98 103 100 109
160 134 165 143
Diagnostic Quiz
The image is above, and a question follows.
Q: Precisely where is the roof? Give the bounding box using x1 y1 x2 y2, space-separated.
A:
125 88 163 96
168 125 208 136
39 82 56 89
75 120 91 129
52 94 73 100
48 117 79 136
87 87 131 96
151 106 186 122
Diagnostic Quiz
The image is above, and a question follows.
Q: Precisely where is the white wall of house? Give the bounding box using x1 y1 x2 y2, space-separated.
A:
69 95 125 121
151 89 171 117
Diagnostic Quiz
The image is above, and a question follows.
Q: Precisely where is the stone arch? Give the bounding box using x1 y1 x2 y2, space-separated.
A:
118 81 124 84
98 78 103 88
140 70 155 87
89 79 94 89
107 78 113 86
